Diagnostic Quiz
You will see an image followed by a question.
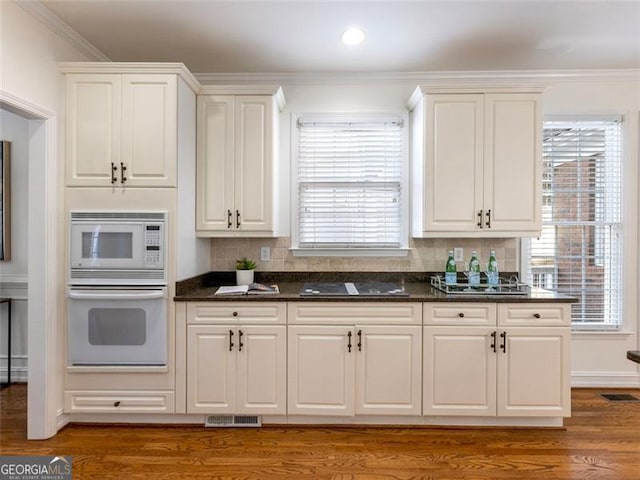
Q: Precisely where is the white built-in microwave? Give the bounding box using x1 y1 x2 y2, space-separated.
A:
69 211 167 285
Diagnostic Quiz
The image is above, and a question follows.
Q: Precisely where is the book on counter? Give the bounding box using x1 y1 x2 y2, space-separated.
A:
214 283 280 296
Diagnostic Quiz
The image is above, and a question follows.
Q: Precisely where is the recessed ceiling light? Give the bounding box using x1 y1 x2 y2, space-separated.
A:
341 27 365 46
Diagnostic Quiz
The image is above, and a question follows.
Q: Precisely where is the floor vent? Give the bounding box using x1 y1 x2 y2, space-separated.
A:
600 393 640 402
204 415 261 428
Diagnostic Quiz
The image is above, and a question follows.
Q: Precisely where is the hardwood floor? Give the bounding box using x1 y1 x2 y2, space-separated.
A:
1 384 639 479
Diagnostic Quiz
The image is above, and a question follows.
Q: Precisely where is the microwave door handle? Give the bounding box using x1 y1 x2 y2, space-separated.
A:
68 290 166 301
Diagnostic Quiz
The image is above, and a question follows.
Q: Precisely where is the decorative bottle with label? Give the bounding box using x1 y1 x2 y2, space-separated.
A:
468 251 480 286
487 249 499 287
445 250 457 285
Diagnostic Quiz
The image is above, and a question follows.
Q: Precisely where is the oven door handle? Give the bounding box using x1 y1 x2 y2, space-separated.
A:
68 289 166 300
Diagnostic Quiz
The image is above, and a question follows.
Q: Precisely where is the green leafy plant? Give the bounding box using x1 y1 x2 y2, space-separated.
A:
235 257 256 270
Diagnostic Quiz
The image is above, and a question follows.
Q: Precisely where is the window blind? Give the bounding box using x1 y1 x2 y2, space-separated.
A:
296 119 404 249
526 119 623 328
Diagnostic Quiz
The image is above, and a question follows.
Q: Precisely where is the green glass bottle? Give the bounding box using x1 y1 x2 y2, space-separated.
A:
445 250 457 285
487 249 499 287
468 251 480 286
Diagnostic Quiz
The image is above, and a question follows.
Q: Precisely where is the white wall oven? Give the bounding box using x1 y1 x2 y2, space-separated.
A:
67 211 168 366
67 286 167 366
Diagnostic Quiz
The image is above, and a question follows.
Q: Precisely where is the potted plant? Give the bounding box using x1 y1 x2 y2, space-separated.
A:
235 257 256 285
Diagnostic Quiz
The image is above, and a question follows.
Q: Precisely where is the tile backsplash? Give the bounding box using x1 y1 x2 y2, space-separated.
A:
210 237 519 273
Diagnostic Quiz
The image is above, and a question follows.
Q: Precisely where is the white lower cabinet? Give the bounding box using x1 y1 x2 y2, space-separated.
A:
181 300 570 424
288 304 422 416
356 326 422 415
423 303 571 417
423 326 497 416
287 325 355 415
185 302 287 415
497 327 571 416
186 324 286 414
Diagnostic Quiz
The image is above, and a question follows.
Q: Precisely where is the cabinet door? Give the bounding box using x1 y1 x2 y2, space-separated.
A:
424 94 484 232
186 325 236 414
236 326 286 415
483 94 542 233
121 74 177 187
234 96 273 232
287 325 355 416
355 326 422 415
497 327 570 417
66 74 121 186
196 95 235 232
423 326 497 416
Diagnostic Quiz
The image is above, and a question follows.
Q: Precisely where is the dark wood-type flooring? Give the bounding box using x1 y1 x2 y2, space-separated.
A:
1 384 639 479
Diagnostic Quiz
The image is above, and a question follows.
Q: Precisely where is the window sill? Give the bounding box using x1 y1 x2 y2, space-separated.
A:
290 248 410 257
572 330 635 338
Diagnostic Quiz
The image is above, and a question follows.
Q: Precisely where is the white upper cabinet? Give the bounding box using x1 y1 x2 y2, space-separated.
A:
65 72 181 187
121 75 177 186
409 86 543 237
196 87 285 237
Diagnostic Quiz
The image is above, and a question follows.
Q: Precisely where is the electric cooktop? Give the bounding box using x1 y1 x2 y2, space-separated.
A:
300 282 409 297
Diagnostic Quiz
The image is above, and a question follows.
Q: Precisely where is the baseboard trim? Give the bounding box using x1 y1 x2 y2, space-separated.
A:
572 372 640 387
56 410 70 432
0 365 28 383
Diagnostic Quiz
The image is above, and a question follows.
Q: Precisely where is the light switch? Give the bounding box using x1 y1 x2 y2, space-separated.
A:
260 246 271 262
454 248 464 262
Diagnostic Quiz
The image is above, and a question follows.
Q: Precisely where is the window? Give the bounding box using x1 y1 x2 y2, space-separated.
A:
522 117 623 329
293 115 407 254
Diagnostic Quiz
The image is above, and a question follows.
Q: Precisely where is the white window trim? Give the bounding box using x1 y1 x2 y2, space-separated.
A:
521 113 633 332
290 112 410 257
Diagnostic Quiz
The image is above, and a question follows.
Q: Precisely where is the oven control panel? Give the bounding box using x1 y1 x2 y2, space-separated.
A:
144 223 164 267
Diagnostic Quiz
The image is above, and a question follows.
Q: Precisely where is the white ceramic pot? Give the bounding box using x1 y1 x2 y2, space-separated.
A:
236 269 254 286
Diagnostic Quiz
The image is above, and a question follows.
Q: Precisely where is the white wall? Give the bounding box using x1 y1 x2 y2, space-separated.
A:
0 110 29 277
0 2 100 112
0 109 29 382
1 0 99 438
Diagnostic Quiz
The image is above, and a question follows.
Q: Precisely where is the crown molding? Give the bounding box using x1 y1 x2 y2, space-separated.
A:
0 89 56 119
58 62 201 93
18 1 111 62
199 85 286 109
196 69 640 86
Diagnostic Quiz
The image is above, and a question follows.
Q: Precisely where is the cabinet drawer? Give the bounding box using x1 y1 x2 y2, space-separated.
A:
288 302 422 325
65 390 175 413
187 302 286 324
423 303 496 326
498 304 571 326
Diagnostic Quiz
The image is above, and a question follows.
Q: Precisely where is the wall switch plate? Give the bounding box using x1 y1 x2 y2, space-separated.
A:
260 246 271 262
454 248 464 262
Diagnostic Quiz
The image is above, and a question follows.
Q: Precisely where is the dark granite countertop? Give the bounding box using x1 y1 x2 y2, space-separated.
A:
627 351 640 364
175 272 577 303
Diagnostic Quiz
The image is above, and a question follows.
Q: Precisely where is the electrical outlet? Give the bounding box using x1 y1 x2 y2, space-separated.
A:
454 248 464 262
260 246 271 262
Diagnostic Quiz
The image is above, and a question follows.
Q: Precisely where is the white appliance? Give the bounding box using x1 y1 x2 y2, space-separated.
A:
68 210 169 366
69 211 166 285
67 286 167 366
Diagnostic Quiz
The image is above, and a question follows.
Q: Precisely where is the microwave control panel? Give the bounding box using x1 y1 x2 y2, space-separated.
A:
144 223 164 268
